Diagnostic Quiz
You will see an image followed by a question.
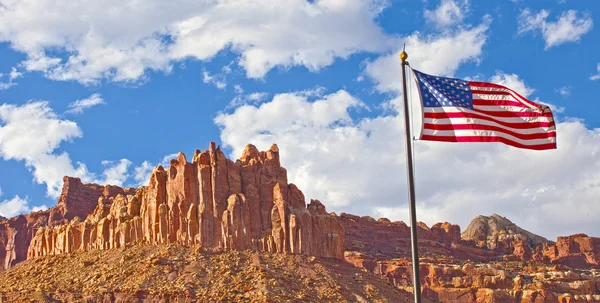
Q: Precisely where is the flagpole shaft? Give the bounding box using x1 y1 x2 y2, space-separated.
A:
400 51 422 303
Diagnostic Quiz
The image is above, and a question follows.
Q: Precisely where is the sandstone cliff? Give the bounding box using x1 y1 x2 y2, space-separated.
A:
27 143 344 260
0 177 134 271
0 215 6 222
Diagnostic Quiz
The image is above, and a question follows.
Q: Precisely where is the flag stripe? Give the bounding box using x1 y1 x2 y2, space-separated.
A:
470 83 540 109
474 109 554 118
421 129 556 145
473 105 545 113
413 69 557 150
424 110 555 124
423 123 556 140
472 99 530 108
423 118 555 134
420 134 557 150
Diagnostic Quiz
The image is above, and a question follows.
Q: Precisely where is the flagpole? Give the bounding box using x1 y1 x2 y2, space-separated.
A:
400 49 422 303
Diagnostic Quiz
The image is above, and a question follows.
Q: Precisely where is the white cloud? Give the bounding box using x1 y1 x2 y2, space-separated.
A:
9 67 22 81
0 0 391 84
0 67 22 91
0 101 136 198
134 161 154 187
0 195 48 218
0 102 91 197
424 0 469 28
226 92 270 109
518 9 593 49
132 153 179 187
97 159 132 186
555 86 571 96
234 85 244 94
216 74 600 240
366 17 491 93
65 94 105 114
0 82 15 91
202 70 227 90
489 72 535 97
591 63 600 81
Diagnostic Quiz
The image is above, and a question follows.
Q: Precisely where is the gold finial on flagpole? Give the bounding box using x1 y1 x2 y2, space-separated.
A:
400 43 408 61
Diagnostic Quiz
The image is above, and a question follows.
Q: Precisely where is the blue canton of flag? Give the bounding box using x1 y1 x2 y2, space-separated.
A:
414 70 474 110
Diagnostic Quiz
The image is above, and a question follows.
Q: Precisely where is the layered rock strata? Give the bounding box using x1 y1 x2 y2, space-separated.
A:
28 143 344 260
0 177 134 271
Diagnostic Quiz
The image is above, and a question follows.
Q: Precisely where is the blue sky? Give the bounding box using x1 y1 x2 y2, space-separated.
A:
0 0 599 238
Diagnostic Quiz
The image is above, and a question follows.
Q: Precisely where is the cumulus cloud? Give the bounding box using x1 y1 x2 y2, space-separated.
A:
591 63 600 81
216 74 600 240
365 17 491 93
65 94 105 114
424 0 469 28
0 0 391 84
0 195 48 218
518 9 593 49
0 102 91 197
0 101 137 198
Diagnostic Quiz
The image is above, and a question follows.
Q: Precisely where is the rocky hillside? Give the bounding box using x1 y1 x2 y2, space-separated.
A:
0 215 6 222
0 243 419 302
461 214 550 253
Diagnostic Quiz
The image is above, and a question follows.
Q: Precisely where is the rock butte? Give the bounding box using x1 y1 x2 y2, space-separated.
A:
25 143 344 261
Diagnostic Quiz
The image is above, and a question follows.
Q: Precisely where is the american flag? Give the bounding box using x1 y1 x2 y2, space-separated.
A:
412 69 557 150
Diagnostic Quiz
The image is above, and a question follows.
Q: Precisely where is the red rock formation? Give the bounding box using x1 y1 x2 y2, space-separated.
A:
0 177 134 271
338 212 495 262
28 143 345 260
461 214 550 255
535 234 600 269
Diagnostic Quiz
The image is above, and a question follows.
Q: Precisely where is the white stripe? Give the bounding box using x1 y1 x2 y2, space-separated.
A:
421 129 556 146
424 106 554 123
423 118 556 134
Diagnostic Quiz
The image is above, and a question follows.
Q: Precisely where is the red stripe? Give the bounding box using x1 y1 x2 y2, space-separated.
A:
472 99 529 108
473 109 554 118
423 124 556 140
424 112 556 128
421 135 557 150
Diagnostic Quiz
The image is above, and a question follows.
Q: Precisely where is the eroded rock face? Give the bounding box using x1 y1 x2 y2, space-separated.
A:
0 177 134 271
461 214 550 255
28 143 344 260
536 234 600 269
